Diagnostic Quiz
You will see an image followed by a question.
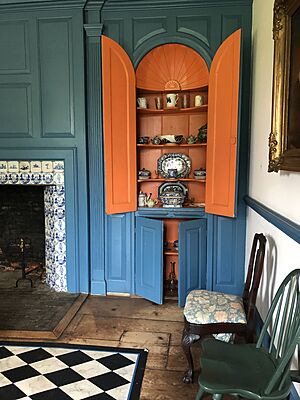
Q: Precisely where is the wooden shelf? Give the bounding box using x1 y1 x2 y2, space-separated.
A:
137 105 208 114
138 178 206 183
164 250 178 256
137 143 207 148
136 85 209 94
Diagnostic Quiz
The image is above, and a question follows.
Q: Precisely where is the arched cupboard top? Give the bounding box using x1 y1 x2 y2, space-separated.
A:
102 30 241 218
136 44 209 91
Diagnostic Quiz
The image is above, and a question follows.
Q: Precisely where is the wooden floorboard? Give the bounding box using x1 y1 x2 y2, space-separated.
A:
60 296 202 399
0 293 209 398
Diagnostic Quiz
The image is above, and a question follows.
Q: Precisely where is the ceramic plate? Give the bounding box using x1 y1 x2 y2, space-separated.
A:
157 153 191 178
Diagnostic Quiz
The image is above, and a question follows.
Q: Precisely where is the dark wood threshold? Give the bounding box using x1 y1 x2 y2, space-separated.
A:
0 293 88 341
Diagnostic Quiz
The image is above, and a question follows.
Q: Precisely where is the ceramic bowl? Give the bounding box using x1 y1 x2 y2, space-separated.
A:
138 168 151 179
160 190 185 208
194 169 206 179
137 136 149 144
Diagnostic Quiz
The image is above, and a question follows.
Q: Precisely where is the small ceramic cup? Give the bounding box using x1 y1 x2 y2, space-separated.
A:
195 95 204 107
166 93 179 108
137 97 147 108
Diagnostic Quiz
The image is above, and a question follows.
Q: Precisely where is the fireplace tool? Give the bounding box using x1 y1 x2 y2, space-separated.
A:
16 238 33 288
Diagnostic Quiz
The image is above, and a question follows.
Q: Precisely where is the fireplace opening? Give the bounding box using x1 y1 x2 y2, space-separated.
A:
0 185 46 287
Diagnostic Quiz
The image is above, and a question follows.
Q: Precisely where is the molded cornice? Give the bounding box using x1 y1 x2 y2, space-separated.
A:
0 0 86 11
84 0 105 10
102 0 253 11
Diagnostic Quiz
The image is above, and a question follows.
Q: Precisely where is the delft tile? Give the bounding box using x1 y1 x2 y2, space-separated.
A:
42 161 53 173
31 173 42 184
53 172 64 185
9 172 19 184
0 161 7 172
1 159 67 293
30 161 42 173
19 161 30 172
55 242 66 254
8 161 19 172
55 231 66 242
55 185 65 195
53 161 64 171
20 173 31 184
42 173 54 185
55 208 65 219
54 196 65 207
0 173 8 184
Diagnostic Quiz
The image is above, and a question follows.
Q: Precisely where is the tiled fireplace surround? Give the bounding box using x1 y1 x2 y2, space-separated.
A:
0 160 66 291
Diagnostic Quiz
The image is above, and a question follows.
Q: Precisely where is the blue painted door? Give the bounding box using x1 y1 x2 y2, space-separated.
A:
135 217 163 304
178 219 207 307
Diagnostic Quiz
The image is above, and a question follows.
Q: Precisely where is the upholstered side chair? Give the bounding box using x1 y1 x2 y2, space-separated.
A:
181 233 267 383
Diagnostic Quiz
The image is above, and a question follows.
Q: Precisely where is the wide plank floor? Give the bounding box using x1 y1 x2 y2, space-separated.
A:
59 295 202 400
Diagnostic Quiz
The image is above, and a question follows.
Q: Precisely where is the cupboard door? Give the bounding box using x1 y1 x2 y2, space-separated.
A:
102 36 137 215
205 29 241 218
178 219 207 307
136 217 163 304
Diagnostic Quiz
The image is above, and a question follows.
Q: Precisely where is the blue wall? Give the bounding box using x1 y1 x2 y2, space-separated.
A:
0 0 89 292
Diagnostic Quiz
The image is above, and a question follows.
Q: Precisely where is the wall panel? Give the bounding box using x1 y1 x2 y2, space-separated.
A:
133 16 167 50
176 15 211 46
38 18 74 137
0 83 32 137
0 20 29 74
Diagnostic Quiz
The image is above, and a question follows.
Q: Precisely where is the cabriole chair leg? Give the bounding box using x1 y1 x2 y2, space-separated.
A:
181 328 200 383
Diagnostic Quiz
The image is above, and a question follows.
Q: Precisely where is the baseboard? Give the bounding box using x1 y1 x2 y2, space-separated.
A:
255 308 300 400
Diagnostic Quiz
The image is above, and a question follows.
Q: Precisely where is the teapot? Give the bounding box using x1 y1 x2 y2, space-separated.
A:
145 192 158 208
147 197 158 208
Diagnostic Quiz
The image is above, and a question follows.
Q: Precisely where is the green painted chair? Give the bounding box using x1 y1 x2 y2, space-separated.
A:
195 268 300 400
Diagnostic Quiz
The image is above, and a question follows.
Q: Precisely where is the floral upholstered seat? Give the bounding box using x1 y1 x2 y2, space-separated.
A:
183 289 247 342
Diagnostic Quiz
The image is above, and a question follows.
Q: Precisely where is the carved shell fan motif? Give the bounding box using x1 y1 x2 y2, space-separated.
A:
136 44 209 91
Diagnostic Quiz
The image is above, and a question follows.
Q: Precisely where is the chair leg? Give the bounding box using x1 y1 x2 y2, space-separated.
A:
195 387 205 400
181 327 200 383
212 394 222 400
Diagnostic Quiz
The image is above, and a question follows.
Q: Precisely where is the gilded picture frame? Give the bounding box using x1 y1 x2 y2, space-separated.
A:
268 0 300 172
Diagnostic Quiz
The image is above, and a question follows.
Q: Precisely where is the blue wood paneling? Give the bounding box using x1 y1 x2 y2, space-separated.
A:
136 217 163 304
0 2 88 293
176 15 212 47
210 205 246 295
132 16 167 50
105 213 134 293
38 18 74 137
178 219 207 307
84 23 106 295
0 83 32 137
0 19 29 73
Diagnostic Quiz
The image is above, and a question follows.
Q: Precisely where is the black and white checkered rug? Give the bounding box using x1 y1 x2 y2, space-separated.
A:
0 342 148 400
